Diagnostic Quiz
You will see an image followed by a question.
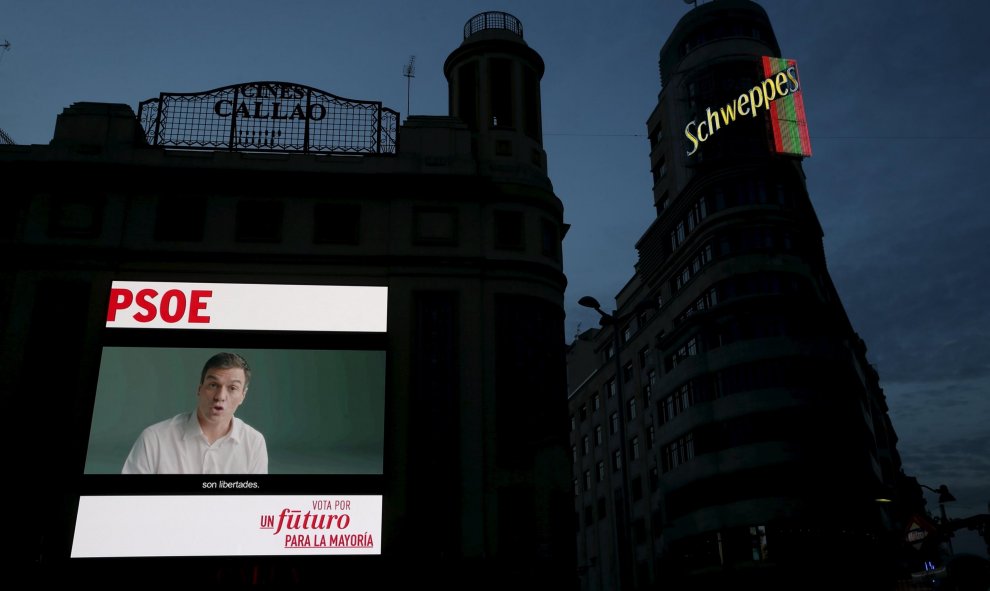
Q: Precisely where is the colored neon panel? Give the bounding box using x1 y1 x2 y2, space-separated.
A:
762 56 812 157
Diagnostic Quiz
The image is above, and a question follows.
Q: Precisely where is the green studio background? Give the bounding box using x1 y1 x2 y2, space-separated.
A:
84 347 386 474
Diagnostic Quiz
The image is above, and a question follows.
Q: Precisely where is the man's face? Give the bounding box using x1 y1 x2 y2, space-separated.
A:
196 367 248 426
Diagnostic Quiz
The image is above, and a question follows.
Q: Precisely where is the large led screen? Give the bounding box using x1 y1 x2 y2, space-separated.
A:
71 281 388 558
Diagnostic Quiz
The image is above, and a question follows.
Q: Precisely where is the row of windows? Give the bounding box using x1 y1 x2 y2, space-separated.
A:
670 225 801 294
674 272 806 326
660 407 816 474
669 177 795 253
42 195 561 259
672 243 715 291
665 311 809 371
684 61 765 111
661 357 823 428
662 433 695 473
667 524 770 572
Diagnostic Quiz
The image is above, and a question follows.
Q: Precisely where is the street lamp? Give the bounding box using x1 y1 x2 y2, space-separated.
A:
920 483 956 554
578 295 658 590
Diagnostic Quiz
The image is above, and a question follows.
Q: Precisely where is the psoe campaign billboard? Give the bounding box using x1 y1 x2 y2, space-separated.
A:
71 281 388 558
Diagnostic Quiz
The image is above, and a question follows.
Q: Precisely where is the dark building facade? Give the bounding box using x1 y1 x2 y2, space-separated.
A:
2 12 573 584
567 2 913 588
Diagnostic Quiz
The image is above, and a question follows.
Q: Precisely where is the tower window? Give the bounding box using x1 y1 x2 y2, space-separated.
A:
490 58 514 128
494 210 524 250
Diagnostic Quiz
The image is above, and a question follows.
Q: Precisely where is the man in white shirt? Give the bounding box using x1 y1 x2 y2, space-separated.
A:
122 352 268 474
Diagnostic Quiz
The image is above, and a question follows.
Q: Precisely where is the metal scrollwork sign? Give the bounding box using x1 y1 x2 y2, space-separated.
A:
137 81 398 154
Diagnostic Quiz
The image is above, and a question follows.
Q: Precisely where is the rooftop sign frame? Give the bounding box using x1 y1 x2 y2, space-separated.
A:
137 81 398 155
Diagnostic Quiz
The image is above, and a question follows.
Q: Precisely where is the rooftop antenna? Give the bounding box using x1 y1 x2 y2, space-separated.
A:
403 55 416 117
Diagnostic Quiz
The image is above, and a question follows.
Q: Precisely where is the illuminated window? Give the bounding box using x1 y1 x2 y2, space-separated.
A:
750 525 769 561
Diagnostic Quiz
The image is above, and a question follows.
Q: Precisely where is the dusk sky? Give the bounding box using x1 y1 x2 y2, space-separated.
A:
3 0 987 554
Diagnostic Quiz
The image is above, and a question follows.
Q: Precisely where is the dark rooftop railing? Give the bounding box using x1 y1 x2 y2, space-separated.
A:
463 12 523 39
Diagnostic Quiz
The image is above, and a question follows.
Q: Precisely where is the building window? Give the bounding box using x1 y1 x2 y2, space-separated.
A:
643 384 653 403
571 445 577 464
750 525 769 561
648 370 657 387
661 382 693 424
592 394 601 412
494 210 524 250
661 432 695 472
604 344 616 362
489 58 514 128
412 206 457 245
668 337 700 369
648 425 656 449
155 196 204 242
541 218 559 260
623 361 634 382
594 425 603 446
609 412 619 435
584 470 592 491
48 194 104 239
570 414 575 431
612 449 622 471
638 345 650 368
627 398 638 420
597 461 606 482
622 324 633 343
582 435 590 456
314 203 361 245
606 378 617 398
630 436 640 460
579 405 588 421
236 200 283 243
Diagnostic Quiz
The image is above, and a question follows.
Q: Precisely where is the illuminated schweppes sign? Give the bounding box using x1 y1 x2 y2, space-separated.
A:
684 57 811 157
